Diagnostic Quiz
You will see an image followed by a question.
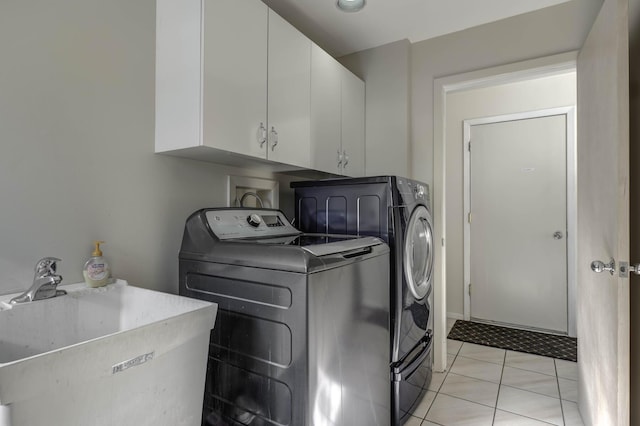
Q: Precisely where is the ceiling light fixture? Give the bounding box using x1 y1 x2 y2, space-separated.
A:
336 0 366 13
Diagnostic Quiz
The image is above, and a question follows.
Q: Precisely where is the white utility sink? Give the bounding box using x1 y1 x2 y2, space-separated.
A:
0 280 217 426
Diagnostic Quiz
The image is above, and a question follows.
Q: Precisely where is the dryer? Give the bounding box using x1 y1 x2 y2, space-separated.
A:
179 208 391 426
291 176 434 424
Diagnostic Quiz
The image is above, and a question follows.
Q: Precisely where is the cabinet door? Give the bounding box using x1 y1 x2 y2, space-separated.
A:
341 69 365 177
156 0 203 153
267 10 311 168
202 0 268 159
310 44 342 175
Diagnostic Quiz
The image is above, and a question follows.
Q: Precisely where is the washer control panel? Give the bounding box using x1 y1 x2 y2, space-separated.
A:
205 209 299 240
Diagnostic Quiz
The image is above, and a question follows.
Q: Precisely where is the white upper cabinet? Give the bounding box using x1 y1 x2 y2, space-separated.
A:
310 44 365 176
340 68 365 177
156 0 358 173
202 0 268 160
266 11 311 168
156 0 205 155
311 44 342 175
156 0 310 167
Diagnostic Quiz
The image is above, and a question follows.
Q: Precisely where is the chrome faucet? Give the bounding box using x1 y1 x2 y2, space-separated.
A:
10 257 65 304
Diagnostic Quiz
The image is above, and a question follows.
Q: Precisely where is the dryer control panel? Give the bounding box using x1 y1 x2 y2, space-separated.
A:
205 209 300 240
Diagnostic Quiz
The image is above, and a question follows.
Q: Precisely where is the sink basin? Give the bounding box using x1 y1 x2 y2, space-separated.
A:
0 280 217 426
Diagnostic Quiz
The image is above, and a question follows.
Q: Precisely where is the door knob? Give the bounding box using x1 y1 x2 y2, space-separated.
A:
591 258 616 275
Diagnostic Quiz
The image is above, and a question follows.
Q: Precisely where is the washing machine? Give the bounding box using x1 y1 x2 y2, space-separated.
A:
179 208 391 426
291 176 434 424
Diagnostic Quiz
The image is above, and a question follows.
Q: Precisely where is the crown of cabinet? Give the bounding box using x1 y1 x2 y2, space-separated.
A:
156 0 364 175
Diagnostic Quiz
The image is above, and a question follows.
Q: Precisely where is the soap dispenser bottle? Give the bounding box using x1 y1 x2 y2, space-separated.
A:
83 241 110 288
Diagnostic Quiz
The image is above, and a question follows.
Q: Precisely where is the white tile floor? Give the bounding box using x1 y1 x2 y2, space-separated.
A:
404 319 583 426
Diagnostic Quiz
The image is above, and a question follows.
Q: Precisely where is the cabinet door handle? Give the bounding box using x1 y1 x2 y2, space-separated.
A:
337 148 343 167
270 127 278 151
257 123 267 148
343 150 349 167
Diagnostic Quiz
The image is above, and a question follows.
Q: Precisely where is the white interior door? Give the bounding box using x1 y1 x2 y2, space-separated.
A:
469 114 568 333
576 0 630 424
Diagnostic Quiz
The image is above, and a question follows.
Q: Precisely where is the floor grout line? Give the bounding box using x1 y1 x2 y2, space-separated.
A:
453 353 506 366
491 349 507 425
436 391 498 409
499 383 561 400
555 359 567 426
434 320 579 425
496 408 562 426
418 345 578 424
502 363 559 377
442 369 502 384
421 341 456 424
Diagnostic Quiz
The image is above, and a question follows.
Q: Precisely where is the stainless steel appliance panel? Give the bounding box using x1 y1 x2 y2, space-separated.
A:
307 253 390 425
181 261 308 426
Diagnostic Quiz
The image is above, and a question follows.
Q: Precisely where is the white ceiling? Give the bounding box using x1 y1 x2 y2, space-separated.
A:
261 0 572 57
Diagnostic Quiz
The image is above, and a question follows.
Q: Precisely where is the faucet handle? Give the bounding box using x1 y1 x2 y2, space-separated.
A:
35 257 61 276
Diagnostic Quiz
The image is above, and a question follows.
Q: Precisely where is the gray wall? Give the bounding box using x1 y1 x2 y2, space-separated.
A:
410 0 603 188
0 0 284 295
339 40 411 177
629 0 640 423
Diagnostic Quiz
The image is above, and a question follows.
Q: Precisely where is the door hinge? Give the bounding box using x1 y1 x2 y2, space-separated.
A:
468 283 471 296
468 141 471 152
468 212 472 224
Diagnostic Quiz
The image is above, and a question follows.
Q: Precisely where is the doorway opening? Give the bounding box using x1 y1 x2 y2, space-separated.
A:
432 51 578 372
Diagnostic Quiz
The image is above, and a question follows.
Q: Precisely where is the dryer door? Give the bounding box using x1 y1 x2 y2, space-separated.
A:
403 205 434 300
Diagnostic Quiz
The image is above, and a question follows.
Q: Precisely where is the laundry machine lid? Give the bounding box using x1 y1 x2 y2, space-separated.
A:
403 205 434 300
250 234 384 257
180 208 389 273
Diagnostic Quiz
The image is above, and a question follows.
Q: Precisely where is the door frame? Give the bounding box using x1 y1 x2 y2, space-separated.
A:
462 107 577 337
432 51 577 372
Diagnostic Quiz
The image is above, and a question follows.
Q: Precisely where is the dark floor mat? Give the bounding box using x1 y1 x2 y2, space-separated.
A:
447 320 577 362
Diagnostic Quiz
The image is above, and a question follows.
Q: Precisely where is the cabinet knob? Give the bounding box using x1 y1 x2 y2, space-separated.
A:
257 123 267 148
270 127 278 151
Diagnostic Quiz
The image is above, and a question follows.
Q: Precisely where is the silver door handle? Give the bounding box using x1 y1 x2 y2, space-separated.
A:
553 231 563 240
591 258 616 275
257 123 267 148
270 127 278 151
